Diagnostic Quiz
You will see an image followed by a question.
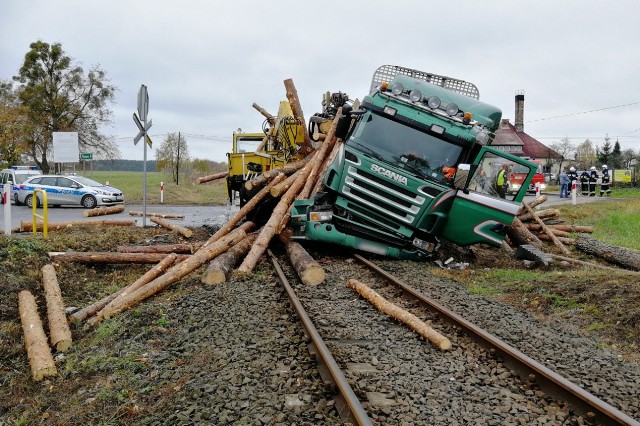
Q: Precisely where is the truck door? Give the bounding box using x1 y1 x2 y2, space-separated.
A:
440 148 535 247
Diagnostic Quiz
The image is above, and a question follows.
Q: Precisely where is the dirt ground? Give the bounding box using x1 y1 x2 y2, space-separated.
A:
0 225 638 424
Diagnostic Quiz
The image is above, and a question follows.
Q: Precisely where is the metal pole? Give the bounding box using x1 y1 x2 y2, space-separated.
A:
143 128 147 228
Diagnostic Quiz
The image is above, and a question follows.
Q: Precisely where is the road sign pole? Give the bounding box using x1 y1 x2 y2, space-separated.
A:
143 127 147 227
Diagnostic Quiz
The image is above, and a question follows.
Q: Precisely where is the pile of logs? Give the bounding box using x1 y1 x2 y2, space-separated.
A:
507 195 640 271
60 78 338 326
508 195 594 256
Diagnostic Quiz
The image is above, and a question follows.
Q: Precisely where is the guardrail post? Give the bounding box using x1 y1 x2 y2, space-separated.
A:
32 189 48 238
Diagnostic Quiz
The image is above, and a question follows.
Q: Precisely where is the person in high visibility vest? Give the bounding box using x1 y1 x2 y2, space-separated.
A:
495 163 509 199
600 165 611 196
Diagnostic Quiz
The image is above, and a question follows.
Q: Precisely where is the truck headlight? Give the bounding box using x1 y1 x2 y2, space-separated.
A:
310 211 333 222
512 183 521 190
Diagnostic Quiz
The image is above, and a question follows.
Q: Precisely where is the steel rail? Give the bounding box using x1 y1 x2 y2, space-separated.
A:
268 250 373 426
354 253 640 426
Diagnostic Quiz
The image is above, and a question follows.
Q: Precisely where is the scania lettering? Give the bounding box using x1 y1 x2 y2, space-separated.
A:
371 164 408 185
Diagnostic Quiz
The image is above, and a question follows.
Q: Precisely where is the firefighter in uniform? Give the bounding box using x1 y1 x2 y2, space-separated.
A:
579 169 590 196
568 167 578 195
588 166 598 197
600 165 611 196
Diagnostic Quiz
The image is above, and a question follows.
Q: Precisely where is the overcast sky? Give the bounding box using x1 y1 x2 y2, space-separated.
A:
2 1 639 163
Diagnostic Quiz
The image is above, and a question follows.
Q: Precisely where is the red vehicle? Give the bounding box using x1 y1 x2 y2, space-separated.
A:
507 158 545 195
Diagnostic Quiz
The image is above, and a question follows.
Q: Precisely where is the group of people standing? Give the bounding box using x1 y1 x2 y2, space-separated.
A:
559 165 611 198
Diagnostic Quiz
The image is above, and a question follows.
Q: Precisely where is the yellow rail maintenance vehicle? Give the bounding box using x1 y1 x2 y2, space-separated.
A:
226 100 306 205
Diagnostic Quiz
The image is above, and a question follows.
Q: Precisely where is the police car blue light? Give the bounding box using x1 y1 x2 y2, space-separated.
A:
17 175 124 209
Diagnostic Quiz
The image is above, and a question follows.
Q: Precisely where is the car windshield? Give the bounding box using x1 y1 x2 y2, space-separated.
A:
72 176 104 187
346 111 464 183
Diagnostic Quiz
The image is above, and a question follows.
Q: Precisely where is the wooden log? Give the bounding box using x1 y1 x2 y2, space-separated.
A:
71 253 180 324
150 217 192 238
49 251 188 264
128 211 185 219
346 279 451 350
508 216 543 248
201 234 257 285
526 224 594 233
299 109 343 200
311 136 343 197
276 111 344 234
117 243 203 254
195 171 228 185
252 102 275 124
283 239 325 285
19 219 136 232
237 115 341 274
244 156 310 191
517 208 560 223
522 202 571 255
100 224 252 320
537 234 576 245
18 290 57 381
86 253 181 326
41 265 72 352
548 253 640 274
526 225 572 238
284 78 312 155
516 195 547 215
83 204 125 217
206 174 286 246
270 170 301 198
575 234 640 271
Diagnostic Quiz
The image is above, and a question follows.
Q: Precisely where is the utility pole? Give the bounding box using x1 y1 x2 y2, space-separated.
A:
176 132 180 186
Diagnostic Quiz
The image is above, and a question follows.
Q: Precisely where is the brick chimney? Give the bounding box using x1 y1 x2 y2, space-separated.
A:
514 90 525 132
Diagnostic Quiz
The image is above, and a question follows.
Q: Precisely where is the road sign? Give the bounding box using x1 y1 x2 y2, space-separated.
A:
133 113 152 146
80 153 93 160
137 85 149 123
145 134 153 148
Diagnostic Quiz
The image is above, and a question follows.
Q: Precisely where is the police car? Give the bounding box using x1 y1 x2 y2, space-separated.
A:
0 166 42 205
17 175 124 208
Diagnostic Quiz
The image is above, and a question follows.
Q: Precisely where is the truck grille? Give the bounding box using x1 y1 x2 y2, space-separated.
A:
342 165 425 225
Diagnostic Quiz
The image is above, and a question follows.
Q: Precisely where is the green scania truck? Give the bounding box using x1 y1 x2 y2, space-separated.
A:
288 65 536 260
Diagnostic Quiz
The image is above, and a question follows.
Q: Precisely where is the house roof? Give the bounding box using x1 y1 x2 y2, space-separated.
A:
492 119 563 159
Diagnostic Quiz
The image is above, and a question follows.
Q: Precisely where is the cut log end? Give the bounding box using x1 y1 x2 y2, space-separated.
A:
300 266 326 286
201 270 226 285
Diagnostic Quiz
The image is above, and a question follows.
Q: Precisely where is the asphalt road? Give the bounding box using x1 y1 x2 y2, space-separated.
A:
0 203 238 234
1 192 620 235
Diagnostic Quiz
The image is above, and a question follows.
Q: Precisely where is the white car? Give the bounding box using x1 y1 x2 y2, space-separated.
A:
17 175 124 208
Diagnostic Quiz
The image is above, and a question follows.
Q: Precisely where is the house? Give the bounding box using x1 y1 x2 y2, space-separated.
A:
490 91 563 177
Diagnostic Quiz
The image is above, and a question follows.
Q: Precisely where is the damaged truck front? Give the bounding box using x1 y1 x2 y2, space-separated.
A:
289 65 537 260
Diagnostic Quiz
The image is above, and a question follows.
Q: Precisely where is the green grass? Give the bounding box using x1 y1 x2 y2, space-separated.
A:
556 198 640 250
76 171 229 205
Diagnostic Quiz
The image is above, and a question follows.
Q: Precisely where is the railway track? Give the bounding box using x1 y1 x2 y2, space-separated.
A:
269 250 640 425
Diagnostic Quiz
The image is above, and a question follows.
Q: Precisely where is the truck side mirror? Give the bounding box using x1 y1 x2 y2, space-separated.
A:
453 164 472 190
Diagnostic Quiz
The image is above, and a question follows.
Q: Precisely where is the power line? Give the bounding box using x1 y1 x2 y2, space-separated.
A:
526 101 640 123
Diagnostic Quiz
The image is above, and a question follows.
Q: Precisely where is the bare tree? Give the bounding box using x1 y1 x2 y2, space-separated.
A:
155 132 190 184
549 137 575 173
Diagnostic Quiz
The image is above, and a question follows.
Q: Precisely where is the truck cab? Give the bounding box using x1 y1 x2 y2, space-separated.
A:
290 65 537 260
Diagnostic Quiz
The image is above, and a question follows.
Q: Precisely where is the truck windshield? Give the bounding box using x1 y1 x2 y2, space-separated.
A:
346 111 463 183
